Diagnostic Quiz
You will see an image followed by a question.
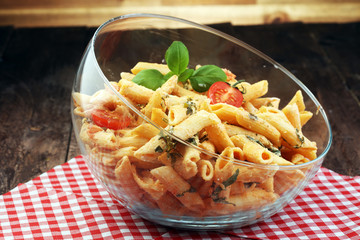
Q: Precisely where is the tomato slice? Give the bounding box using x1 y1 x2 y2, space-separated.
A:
91 109 131 130
207 81 243 107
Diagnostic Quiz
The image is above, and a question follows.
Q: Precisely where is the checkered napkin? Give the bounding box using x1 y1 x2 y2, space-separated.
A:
1 156 359 240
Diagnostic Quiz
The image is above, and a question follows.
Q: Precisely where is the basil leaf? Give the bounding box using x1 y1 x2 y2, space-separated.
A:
189 65 227 92
163 71 175 81
178 69 194 83
132 69 166 90
165 41 189 75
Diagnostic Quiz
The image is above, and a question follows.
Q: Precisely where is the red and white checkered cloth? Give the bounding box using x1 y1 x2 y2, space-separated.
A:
1 156 359 240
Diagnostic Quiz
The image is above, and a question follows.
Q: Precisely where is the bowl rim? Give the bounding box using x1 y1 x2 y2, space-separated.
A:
89 12 332 171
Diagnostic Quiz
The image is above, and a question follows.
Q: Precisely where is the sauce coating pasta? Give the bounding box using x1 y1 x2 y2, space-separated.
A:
73 61 317 217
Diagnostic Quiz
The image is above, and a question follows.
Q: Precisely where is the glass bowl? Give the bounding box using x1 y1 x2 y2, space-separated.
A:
71 13 332 230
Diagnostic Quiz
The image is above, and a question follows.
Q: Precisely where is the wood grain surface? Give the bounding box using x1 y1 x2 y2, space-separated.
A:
1 0 360 27
0 22 359 195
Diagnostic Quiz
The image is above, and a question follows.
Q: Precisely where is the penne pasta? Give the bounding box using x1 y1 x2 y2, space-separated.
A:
151 108 169 128
250 97 280 109
168 104 189 125
235 107 281 147
205 122 235 153
300 111 313 127
73 57 319 219
118 79 154 104
288 90 305 112
114 156 145 202
131 62 170 75
240 80 268 103
151 166 205 212
142 89 165 118
160 75 178 94
214 147 236 183
257 106 304 148
243 141 274 165
282 103 302 130
120 72 135 81
131 168 166 201
197 160 214 181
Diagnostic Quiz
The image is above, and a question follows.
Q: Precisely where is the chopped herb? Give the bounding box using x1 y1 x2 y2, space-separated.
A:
158 127 176 153
282 131 304 149
162 118 169 124
211 169 239 205
246 135 281 156
246 135 265 148
231 79 245 88
187 136 198 146
182 80 191 90
294 128 305 149
249 113 258 121
136 103 146 109
222 168 240 188
155 146 163 153
160 96 168 109
212 197 236 206
268 147 281 156
158 127 183 164
266 102 274 107
184 98 197 115
169 151 183 165
199 134 209 143
176 186 196 197
235 82 247 94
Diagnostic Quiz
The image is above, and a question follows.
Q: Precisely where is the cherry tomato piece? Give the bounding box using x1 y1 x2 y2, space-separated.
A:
91 109 131 130
207 81 243 107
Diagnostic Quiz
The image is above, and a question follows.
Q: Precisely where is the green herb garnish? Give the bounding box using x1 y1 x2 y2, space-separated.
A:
158 128 183 164
246 135 281 156
162 118 169 124
232 79 247 94
165 41 189 75
158 128 176 153
132 41 227 92
249 113 258 121
187 135 199 146
176 186 197 197
282 129 304 149
184 98 197 115
294 128 305 149
189 65 227 92
155 146 164 153
199 134 209 143
132 69 166 90
211 169 239 205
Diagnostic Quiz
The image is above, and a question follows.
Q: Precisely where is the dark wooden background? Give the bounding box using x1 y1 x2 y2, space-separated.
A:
0 22 359 195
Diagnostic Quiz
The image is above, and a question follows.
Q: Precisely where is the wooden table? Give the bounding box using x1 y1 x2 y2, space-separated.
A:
0 22 359 195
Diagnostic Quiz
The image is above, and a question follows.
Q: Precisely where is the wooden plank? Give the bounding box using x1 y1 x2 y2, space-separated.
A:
161 0 255 5
0 0 122 9
0 27 92 195
1 0 358 8
232 23 360 176
0 3 360 27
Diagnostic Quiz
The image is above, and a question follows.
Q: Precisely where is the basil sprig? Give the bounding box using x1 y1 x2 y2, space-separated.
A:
132 41 227 92
132 69 166 90
189 65 226 92
165 41 189 75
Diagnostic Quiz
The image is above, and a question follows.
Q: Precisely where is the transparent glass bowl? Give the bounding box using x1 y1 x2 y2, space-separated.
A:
71 13 332 230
